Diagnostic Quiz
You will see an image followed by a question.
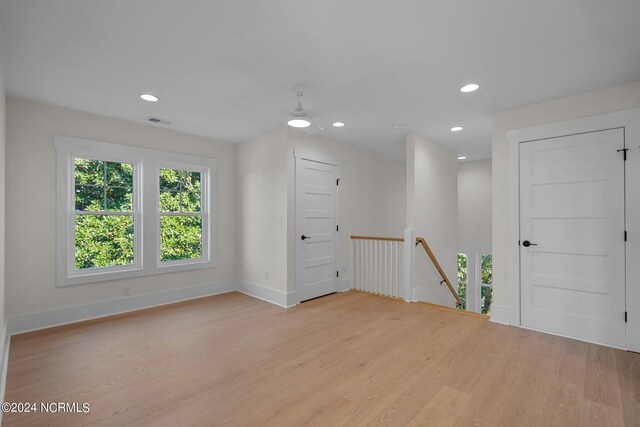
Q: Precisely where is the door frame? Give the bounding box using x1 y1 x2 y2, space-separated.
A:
292 147 341 304
506 108 640 351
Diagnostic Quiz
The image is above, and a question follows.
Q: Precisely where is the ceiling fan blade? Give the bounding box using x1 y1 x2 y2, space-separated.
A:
228 103 281 116
303 122 324 136
307 90 359 118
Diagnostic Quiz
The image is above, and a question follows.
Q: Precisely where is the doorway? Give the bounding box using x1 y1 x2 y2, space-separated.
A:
295 151 339 302
518 128 626 347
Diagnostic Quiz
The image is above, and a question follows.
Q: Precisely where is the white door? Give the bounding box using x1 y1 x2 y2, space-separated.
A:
519 128 626 347
295 155 338 302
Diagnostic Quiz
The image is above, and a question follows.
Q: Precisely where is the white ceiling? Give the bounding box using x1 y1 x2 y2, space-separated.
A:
1 0 639 160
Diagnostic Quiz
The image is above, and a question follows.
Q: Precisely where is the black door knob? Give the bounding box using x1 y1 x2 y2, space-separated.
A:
301 235 310 240
522 240 537 247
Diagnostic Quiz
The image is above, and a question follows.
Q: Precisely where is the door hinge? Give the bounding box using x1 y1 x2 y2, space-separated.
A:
336 271 339 278
625 311 628 323
336 225 339 232
518 240 521 246
625 230 628 241
617 148 629 161
336 178 340 185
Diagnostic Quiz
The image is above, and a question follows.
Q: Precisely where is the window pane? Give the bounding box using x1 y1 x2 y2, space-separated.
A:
75 185 104 211
159 190 181 212
159 168 182 191
75 159 134 212
481 285 493 315
74 158 104 185
75 214 134 269
457 253 467 310
106 187 133 211
159 168 201 213
106 162 133 187
160 216 202 262
181 171 201 213
481 254 492 285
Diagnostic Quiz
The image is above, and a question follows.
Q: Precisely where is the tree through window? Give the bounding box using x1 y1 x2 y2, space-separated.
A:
74 158 135 269
159 168 203 262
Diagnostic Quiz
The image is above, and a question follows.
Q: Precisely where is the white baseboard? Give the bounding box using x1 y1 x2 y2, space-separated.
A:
7 280 236 335
338 277 351 292
237 281 295 308
489 304 512 325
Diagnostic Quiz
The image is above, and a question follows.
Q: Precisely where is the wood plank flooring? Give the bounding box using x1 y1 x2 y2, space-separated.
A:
3 291 639 426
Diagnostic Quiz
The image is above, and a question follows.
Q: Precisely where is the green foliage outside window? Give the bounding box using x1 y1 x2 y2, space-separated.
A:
480 254 493 315
456 252 493 314
457 253 467 310
159 168 203 262
74 159 134 270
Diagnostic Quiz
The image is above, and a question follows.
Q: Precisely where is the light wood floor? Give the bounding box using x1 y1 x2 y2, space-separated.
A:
4 291 640 426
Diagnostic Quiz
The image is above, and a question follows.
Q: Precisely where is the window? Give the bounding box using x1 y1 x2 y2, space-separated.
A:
456 245 492 315
56 136 216 286
159 168 204 263
457 253 468 311
480 254 493 315
74 158 138 271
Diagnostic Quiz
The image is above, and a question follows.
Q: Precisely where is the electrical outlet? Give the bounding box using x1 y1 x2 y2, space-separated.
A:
264 270 269 281
123 286 132 296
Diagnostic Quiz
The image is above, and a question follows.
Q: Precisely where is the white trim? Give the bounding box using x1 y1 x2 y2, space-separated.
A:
7 280 235 335
237 281 296 308
55 135 217 286
293 146 340 166
506 107 640 350
489 304 511 325
338 277 351 292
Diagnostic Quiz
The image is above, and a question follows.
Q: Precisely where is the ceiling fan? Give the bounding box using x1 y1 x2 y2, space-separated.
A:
285 85 359 135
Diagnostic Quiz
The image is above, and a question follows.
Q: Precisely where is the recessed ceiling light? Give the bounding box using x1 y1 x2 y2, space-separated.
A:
140 93 159 102
457 156 467 160
460 83 479 93
450 126 463 132
287 118 311 128
332 122 345 127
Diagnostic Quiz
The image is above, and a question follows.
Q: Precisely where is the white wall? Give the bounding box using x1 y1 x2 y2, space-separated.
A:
407 133 458 306
286 129 406 294
458 159 491 246
0 24 7 369
236 130 288 294
492 80 640 321
5 98 237 317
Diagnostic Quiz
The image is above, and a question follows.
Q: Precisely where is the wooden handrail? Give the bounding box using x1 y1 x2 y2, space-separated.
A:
350 235 405 242
415 237 463 307
350 234 462 308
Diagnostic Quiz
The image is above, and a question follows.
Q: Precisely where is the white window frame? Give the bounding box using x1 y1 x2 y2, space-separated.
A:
458 244 492 314
155 162 211 271
55 135 217 287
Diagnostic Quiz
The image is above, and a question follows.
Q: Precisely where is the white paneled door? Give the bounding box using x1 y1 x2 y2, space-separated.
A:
519 128 626 347
295 155 338 302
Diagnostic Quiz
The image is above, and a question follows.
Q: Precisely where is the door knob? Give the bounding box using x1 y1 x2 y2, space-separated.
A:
301 235 310 240
522 240 537 247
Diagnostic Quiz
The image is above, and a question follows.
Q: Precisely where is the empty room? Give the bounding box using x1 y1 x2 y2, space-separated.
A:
0 1 638 426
